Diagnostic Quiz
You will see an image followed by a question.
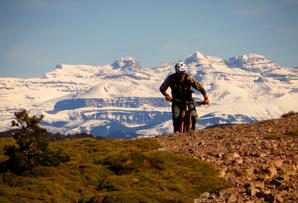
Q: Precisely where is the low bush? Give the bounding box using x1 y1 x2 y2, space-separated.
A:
2 109 69 174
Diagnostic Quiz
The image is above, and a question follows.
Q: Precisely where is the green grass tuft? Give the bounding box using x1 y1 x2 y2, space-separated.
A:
0 137 229 202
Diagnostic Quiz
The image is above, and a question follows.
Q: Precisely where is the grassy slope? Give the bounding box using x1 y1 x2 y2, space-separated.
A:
0 137 228 202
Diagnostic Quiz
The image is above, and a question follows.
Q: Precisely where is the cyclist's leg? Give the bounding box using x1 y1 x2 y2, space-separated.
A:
191 116 197 130
184 105 191 132
190 102 198 130
180 109 186 133
172 104 181 132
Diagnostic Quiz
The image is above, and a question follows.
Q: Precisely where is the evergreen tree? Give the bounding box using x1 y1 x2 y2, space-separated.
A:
3 109 69 174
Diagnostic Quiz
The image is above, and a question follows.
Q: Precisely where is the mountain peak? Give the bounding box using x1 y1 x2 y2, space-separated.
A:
227 53 270 64
112 56 141 70
237 53 267 61
55 64 64 69
184 51 208 64
226 53 279 72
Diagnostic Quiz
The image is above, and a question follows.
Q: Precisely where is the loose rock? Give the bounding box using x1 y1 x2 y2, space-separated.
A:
156 113 298 203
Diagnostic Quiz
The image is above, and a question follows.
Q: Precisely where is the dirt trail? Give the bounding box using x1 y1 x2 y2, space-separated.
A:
156 112 298 203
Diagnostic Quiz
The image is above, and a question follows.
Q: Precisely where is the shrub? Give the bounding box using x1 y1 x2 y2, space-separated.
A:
3 109 69 174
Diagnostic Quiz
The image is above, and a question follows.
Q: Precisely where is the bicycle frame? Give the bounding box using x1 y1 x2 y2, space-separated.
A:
174 100 203 133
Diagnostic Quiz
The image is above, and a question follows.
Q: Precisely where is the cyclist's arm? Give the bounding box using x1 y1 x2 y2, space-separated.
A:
160 77 173 102
189 77 209 104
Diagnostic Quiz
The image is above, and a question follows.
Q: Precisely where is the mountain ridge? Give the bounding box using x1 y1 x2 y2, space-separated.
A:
0 51 297 137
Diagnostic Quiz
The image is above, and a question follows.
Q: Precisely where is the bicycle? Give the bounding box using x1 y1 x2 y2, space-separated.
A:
173 99 204 133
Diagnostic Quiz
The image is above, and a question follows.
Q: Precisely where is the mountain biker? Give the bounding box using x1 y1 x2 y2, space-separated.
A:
160 61 209 133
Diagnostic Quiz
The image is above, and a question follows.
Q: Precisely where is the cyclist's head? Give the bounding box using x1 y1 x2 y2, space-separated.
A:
175 62 187 73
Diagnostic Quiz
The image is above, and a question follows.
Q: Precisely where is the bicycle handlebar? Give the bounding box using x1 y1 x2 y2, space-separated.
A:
195 101 204 106
172 99 205 106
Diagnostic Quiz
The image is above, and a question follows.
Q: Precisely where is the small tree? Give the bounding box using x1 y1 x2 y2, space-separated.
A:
3 109 69 174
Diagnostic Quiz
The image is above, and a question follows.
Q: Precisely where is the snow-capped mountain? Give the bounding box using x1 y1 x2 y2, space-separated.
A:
0 52 297 138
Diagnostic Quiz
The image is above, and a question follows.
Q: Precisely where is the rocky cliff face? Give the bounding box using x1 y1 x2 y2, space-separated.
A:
53 97 170 111
157 112 298 202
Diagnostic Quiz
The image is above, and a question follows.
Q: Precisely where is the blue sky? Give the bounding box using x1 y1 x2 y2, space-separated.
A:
0 0 297 77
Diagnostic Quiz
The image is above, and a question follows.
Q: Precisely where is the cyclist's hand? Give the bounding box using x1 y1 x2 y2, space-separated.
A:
165 95 173 102
202 99 209 105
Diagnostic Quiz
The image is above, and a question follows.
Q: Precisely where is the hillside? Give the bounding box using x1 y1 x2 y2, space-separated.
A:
0 137 227 202
0 113 297 202
157 112 298 202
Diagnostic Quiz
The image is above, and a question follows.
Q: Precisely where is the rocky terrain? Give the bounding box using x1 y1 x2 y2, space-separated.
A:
157 112 298 203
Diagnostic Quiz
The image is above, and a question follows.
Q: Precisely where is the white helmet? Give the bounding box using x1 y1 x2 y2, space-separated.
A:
175 62 187 73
